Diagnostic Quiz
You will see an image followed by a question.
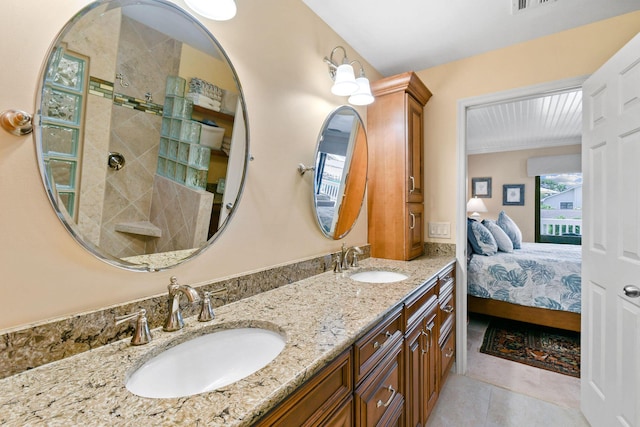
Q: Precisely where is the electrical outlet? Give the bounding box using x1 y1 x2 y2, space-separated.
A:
428 222 451 239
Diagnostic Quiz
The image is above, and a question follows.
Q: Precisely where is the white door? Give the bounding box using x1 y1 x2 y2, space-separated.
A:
582 32 640 427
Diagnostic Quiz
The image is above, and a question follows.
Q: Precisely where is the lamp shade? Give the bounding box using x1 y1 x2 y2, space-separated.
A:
185 0 237 21
331 63 359 96
348 76 374 106
467 197 488 218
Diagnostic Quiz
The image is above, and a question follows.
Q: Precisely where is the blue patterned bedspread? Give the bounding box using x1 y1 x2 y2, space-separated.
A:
468 242 581 313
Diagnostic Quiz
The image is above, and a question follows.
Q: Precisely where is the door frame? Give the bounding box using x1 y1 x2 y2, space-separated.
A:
454 75 588 375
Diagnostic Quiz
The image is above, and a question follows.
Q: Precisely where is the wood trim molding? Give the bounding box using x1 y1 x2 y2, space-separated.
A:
370 71 432 106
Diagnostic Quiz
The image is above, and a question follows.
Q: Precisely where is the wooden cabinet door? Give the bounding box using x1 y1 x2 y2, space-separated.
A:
406 94 424 203
423 305 439 420
255 349 352 426
405 299 438 427
407 202 425 260
405 323 424 427
324 396 353 427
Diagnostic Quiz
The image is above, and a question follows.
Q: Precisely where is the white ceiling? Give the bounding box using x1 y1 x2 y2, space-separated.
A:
302 0 640 76
303 0 638 154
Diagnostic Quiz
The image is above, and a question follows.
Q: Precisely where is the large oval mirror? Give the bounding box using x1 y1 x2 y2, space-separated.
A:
313 106 368 239
34 0 249 271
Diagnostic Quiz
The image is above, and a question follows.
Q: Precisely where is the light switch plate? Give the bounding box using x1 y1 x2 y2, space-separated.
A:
428 222 451 239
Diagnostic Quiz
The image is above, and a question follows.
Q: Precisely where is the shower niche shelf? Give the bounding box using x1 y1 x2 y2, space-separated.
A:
115 221 162 238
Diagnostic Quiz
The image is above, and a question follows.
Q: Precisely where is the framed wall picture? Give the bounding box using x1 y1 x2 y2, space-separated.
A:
471 177 492 198
503 184 525 206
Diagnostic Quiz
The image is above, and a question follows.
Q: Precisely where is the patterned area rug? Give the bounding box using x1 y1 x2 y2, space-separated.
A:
479 318 580 377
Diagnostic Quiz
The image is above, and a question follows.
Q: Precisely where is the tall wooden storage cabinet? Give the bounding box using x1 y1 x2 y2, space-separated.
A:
367 72 432 260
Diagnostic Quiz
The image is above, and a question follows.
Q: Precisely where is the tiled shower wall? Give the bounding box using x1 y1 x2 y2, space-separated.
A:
99 16 183 258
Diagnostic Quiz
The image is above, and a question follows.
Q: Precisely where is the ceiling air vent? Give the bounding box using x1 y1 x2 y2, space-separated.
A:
512 0 557 14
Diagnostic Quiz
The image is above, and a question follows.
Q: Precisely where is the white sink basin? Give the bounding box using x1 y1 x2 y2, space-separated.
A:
349 270 409 283
126 327 286 399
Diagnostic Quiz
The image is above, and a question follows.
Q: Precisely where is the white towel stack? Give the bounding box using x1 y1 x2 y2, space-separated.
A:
186 93 221 111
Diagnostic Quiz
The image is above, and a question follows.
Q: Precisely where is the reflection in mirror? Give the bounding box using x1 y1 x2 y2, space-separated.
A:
313 106 367 240
35 0 249 271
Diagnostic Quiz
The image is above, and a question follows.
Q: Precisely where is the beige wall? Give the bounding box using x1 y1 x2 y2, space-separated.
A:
0 0 380 330
468 145 581 242
418 11 640 244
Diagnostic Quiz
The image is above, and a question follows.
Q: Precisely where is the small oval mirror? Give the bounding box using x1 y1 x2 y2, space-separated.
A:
313 106 368 239
34 0 249 271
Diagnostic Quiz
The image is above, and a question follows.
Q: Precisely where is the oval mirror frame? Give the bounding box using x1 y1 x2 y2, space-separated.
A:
33 0 250 271
313 105 368 240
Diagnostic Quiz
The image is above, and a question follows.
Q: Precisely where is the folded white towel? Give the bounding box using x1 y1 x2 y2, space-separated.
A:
187 93 221 111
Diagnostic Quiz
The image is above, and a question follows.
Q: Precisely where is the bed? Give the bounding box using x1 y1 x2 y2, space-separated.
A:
467 242 582 332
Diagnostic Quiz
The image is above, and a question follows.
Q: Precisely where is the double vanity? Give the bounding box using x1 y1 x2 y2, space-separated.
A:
0 256 455 426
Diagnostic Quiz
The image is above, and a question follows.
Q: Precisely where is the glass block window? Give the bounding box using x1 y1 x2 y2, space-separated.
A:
41 47 87 221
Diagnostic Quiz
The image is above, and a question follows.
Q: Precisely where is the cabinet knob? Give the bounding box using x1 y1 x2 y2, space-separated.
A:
624 285 640 298
442 305 454 313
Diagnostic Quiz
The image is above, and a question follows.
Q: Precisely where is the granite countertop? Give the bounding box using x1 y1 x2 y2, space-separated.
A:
0 256 454 426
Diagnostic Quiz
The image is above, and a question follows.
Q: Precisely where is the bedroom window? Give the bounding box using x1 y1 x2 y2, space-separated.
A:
535 173 582 245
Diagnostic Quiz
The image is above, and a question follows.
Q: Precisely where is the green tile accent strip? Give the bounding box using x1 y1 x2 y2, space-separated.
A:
88 76 113 99
113 92 163 116
88 76 163 116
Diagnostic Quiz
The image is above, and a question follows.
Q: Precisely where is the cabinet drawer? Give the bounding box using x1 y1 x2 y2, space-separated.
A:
440 328 455 383
404 278 437 332
354 307 403 384
438 265 455 295
256 349 352 426
438 290 455 340
355 339 404 427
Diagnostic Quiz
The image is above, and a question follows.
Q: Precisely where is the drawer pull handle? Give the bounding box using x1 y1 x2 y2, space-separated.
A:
373 331 393 350
376 385 397 408
445 347 454 358
409 176 415 193
410 212 416 230
442 305 454 313
421 329 431 353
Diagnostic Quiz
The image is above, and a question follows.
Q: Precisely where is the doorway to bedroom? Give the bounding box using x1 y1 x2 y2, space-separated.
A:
459 77 586 413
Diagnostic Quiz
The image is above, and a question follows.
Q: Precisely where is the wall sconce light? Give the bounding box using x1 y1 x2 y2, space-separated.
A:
467 196 488 219
324 46 374 106
184 0 237 21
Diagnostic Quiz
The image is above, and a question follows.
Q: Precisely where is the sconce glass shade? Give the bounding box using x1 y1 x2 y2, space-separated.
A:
467 196 488 218
331 64 359 96
348 77 374 106
184 0 237 21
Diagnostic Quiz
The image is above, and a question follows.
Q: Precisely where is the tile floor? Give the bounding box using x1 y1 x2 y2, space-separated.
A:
426 315 590 427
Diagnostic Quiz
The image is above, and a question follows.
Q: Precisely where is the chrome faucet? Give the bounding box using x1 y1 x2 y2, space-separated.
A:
334 244 363 272
343 245 363 269
163 276 201 332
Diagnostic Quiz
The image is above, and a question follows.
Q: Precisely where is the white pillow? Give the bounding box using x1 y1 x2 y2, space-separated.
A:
482 219 514 253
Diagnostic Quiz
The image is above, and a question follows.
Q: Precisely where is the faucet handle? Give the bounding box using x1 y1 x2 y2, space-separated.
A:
349 246 363 267
198 292 215 322
333 254 343 273
115 309 152 346
199 287 228 322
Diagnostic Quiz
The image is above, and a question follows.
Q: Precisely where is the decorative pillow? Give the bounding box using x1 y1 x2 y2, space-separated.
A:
467 218 498 256
496 210 522 249
482 219 514 253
